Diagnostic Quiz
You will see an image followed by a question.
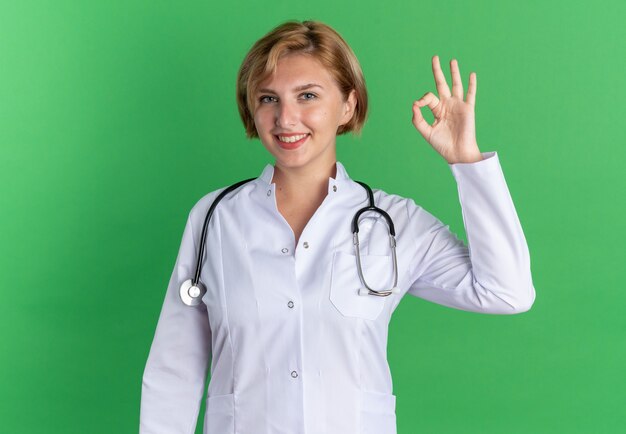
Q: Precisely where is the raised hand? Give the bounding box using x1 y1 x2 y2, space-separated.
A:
412 55 483 164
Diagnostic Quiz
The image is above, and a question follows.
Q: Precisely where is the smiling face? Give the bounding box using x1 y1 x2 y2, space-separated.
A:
253 53 356 174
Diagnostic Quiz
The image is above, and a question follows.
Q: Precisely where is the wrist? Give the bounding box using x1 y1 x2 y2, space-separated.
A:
447 152 483 164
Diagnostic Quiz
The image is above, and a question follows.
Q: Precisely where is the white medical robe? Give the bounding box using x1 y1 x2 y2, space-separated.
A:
140 151 536 434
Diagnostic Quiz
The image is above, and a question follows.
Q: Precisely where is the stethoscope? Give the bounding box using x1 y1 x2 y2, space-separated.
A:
179 177 400 306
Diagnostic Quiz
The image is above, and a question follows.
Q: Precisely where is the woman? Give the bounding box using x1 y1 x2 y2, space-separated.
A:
140 20 535 434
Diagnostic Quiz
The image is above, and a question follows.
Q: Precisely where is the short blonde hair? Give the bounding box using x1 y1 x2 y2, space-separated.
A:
236 20 368 139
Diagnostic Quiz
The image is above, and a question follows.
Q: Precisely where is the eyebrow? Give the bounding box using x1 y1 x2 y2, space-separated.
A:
257 83 324 94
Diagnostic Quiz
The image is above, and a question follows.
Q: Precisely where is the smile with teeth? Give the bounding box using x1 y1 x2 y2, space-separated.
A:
277 134 309 143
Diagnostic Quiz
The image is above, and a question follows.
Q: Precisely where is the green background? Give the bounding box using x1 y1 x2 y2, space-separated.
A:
1 0 624 432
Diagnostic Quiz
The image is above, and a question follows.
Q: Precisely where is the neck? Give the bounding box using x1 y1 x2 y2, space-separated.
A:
271 159 337 201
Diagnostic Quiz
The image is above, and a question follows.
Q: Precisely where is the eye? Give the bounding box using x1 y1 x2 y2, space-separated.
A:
300 92 317 100
259 95 277 104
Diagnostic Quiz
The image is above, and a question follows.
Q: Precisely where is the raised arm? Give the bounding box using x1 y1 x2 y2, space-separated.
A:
405 152 536 314
406 55 535 313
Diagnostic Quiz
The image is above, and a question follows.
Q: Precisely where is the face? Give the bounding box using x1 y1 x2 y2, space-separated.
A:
252 53 356 173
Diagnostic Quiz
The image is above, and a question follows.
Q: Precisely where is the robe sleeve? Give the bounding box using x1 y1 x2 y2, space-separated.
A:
140 209 212 433
406 151 536 314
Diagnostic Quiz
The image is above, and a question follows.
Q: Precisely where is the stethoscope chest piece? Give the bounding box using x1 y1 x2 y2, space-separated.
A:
179 279 206 306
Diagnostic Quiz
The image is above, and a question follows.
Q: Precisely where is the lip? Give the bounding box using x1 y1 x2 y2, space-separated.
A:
274 134 309 150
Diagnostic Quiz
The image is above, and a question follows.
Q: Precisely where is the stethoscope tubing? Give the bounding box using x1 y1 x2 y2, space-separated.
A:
180 176 399 306
352 181 399 297
192 178 257 285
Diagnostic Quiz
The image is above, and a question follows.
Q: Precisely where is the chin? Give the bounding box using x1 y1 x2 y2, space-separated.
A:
274 156 310 169
266 146 310 168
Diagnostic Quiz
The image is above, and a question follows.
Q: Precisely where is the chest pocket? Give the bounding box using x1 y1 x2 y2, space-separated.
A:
329 250 393 321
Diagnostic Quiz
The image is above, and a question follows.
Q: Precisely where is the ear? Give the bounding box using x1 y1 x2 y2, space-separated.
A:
339 89 357 126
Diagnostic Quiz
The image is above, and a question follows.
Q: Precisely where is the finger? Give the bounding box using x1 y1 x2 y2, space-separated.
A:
450 59 463 99
416 91 440 116
412 101 433 140
431 55 451 98
466 72 477 106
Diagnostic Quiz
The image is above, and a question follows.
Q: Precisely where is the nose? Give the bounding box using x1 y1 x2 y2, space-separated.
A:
275 100 298 127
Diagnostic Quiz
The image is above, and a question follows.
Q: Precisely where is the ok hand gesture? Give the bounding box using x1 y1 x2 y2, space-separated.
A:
412 55 483 164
